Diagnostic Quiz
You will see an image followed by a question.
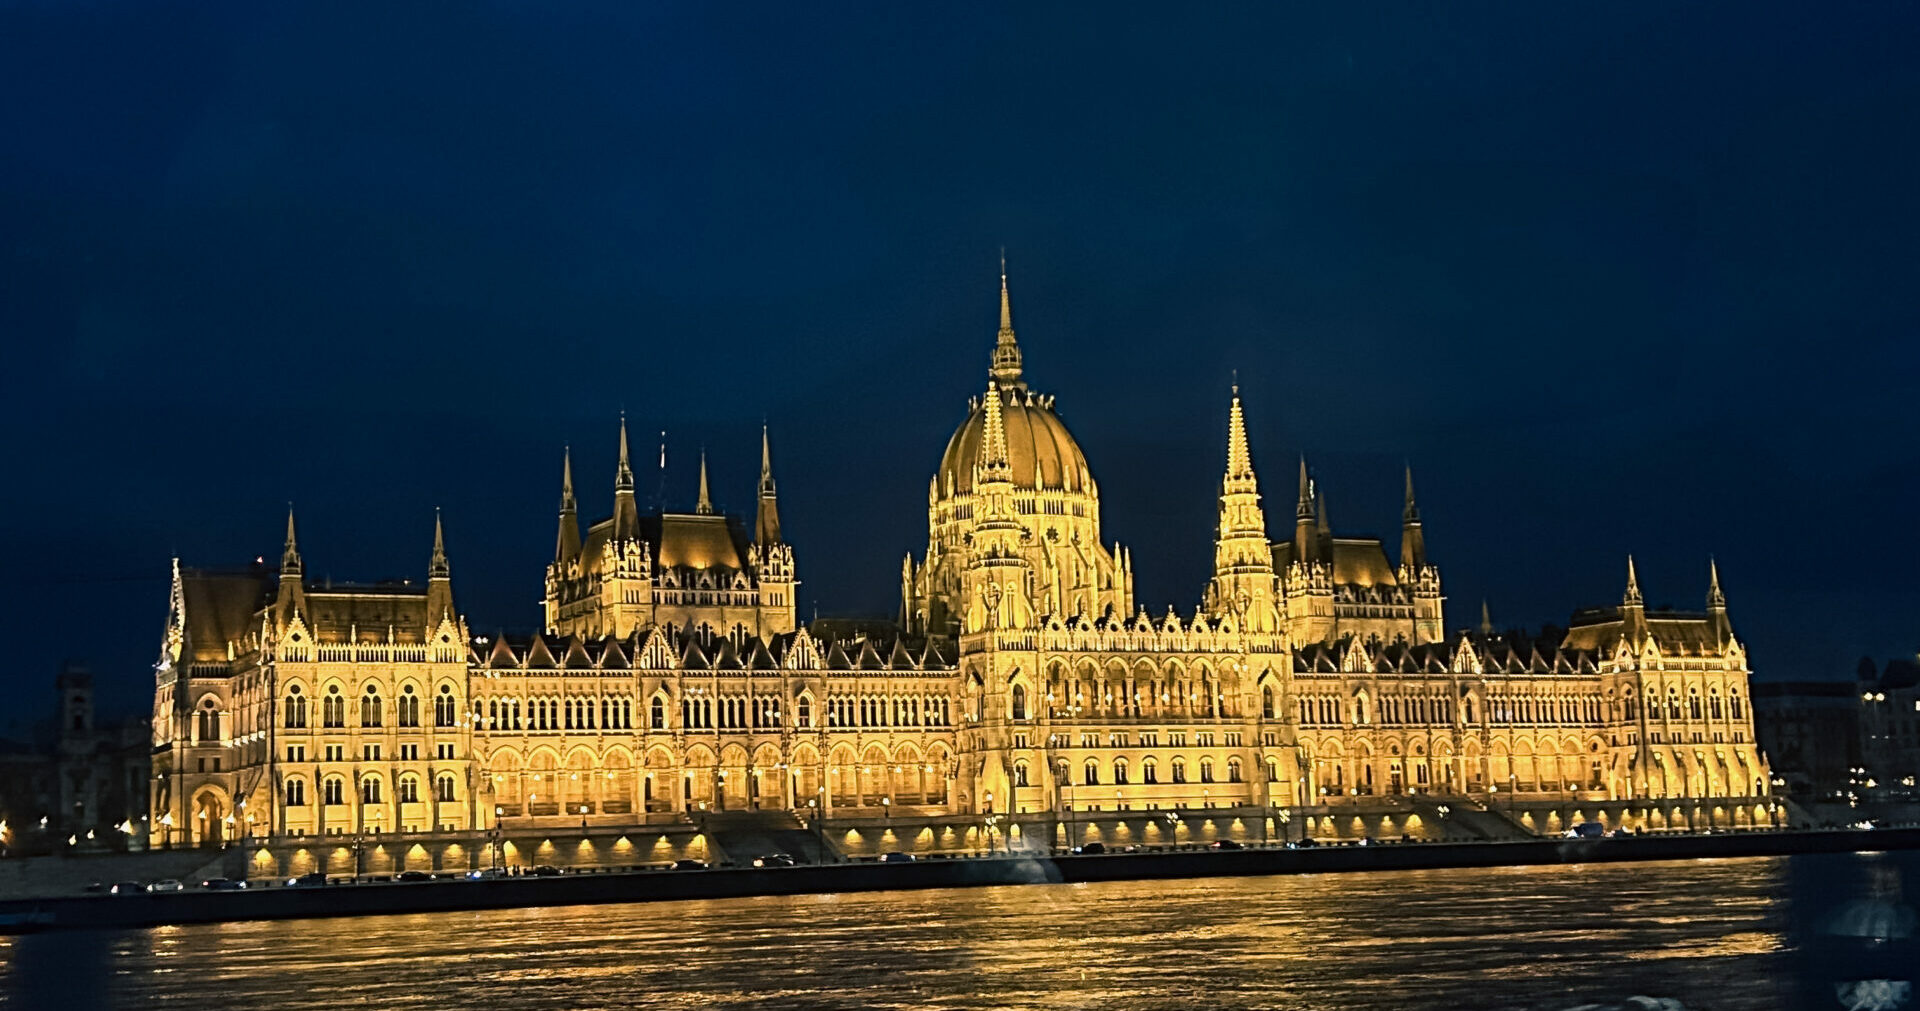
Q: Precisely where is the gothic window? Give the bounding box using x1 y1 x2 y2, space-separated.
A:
284 778 306 806
1083 759 1099 785
1688 691 1702 721
1199 757 1216 784
1730 691 1743 720
361 685 382 728
399 685 420 728
1011 685 1028 721
437 774 456 803
651 695 667 730
362 777 383 804
1227 758 1243 783
1014 761 1030 787
622 698 633 729
397 775 419 804
1709 691 1723 720
323 777 345 806
1114 758 1129 784
1143 758 1159 784
323 686 345 728
285 685 308 729
435 685 456 727
796 694 812 728
1172 757 1188 784
197 700 220 742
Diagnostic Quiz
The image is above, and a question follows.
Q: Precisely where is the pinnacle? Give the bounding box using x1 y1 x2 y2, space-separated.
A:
615 413 634 492
696 450 714 515
1224 387 1255 482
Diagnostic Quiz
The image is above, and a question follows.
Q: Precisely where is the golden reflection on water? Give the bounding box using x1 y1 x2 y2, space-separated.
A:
0 856 1814 1010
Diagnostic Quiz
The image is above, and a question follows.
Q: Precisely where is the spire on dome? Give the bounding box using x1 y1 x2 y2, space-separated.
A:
281 505 302 575
696 450 714 514
988 255 1025 389
1623 555 1644 608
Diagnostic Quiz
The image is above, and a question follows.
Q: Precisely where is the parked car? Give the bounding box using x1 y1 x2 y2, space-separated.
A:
467 867 508 880
201 878 248 891
108 881 148 895
1211 839 1244 851
880 852 916 863
1564 822 1606 840
395 870 433 882
672 859 709 871
1073 842 1106 855
530 865 562 877
752 854 797 868
149 879 185 893
1287 837 1320 849
285 872 327 888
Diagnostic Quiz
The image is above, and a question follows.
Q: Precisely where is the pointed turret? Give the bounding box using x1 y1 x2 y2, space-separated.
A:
1620 554 1648 646
555 447 581 563
988 257 1025 390
1479 599 1493 636
1706 557 1732 647
1400 464 1428 573
612 414 639 539
426 509 454 624
275 506 306 628
1623 555 1643 608
980 381 1012 479
1315 488 1333 563
695 450 714 515
1206 384 1277 630
756 425 782 544
280 505 302 576
1293 457 1318 564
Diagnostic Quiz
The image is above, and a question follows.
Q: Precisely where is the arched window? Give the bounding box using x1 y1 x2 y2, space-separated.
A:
284 778 306 806
399 685 421 728
796 695 812 729
1709 691 1723 720
1011 684 1028 721
1353 694 1368 725
1200 758 1216 784
1083 758 1099 786
1114 758 1129 785
361 685 382 728
651 695 667 730
323 685 346 728
1143 758 1159 784
1227 758 1243 783
1730 691 1743 720
1014 761 1030 787
435 685 457 727
1171 757 1188 784
1261 686 1275 719
361 777 383 804
197 700 220 742
397 774 419 803
285 684 308 728
1688 691 1702 721
323 777 345 806
437 774 456 803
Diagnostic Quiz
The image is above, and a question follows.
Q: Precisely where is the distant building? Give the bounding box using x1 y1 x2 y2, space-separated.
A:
149 270 1775 873
1751 681 1861 800
1858 658 1920 802
0 665 150 855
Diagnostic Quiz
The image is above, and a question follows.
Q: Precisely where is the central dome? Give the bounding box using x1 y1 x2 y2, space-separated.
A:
938 388 1091 496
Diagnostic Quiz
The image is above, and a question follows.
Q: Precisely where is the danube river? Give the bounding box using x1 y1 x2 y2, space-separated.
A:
4 853 1915 1010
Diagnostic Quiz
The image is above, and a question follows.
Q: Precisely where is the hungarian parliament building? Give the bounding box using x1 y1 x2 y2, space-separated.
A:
149 273 1774 865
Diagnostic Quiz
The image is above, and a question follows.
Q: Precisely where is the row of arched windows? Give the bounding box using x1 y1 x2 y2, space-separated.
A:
825 695 952 729
1010 755 1243 788
284 683 461 730
286 772 458 807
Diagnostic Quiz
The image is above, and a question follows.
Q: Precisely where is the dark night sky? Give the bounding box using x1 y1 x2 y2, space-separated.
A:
4 3 1917 722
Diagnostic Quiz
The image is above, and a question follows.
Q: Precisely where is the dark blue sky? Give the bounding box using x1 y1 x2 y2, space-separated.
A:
4 3 1917 721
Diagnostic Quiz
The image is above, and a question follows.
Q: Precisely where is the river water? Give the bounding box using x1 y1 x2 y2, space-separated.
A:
4 853 1917 1010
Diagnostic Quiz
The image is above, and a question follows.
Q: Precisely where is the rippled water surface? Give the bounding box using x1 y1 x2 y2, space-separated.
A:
6 854 1910 1010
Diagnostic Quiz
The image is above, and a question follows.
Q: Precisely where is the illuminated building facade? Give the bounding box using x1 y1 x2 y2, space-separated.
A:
149 271 1772 861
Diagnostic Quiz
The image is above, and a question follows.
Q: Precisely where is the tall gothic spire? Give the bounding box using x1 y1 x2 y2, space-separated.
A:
756 426 782 544
555 447 581 563
1623 555 1644 607
281 505 302 575
612 414 640 539
1295 457 1313 520
1400 464 1427 572
1224 385 1255 483
1479 599 1494 636
695 450 714 514
1707 556 1725 608
988 255 1025 389
429 508 449 578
